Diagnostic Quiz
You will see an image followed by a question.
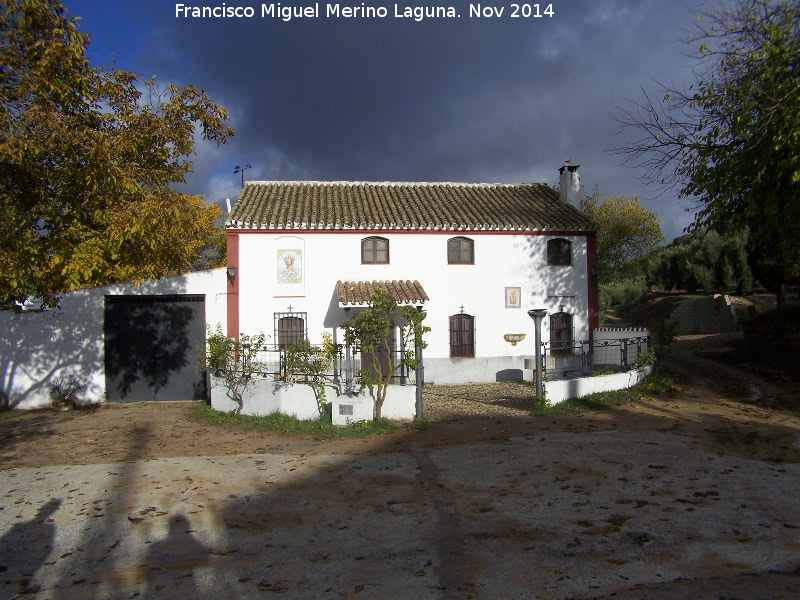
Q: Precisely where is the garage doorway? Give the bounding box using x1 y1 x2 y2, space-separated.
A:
104 295 206 402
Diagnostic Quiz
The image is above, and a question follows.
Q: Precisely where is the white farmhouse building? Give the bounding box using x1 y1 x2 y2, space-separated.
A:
225 163 598 384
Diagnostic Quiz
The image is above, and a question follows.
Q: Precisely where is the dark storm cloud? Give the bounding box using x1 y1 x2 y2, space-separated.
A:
67 0 699 241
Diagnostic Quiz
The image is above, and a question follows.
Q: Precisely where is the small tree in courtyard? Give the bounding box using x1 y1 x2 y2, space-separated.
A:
283 333 341 416
197 324 266 415
343 289 429 422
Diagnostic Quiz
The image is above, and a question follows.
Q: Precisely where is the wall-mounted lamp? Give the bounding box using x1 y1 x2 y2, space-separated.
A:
226 266 238 286
591 266 599 277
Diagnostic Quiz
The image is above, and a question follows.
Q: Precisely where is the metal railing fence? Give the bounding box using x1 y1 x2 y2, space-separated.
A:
250 344 416 387
539 335 651 380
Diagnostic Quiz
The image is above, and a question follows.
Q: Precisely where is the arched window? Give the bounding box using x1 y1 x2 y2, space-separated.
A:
361 236 389 264
449 313 475 357
447 236 474 264
549 312 572 355
547 238 572 266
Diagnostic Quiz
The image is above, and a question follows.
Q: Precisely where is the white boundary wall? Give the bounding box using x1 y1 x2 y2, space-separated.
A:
0 269 228 409
545 365 653 404
210 378 416 423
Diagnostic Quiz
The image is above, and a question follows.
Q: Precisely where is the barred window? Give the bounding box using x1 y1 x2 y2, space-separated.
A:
361 237 389 264
549 312 572 355
275 314 306 348
447 237 474 264
449 313 475 358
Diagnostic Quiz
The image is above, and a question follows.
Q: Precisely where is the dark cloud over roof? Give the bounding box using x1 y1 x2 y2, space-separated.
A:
67 0 703 243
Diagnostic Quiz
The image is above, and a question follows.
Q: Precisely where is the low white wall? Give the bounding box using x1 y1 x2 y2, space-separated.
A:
545 365 653 404
211 378 417 423
331 385 416 424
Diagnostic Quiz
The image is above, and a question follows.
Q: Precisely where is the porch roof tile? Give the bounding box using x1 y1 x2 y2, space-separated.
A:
337 280 429 307
227 181 595 232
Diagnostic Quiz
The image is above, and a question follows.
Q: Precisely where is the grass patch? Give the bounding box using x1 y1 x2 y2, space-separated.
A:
532 370 675 416
192 403 427 438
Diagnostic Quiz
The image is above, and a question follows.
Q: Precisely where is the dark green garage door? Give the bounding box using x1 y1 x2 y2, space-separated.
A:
104 295 206 402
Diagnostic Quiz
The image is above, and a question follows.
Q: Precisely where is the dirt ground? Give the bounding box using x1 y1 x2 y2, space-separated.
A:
2 334 800 599
2 334 799 470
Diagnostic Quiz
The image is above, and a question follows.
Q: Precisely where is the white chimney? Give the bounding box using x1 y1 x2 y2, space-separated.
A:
558 162 580 210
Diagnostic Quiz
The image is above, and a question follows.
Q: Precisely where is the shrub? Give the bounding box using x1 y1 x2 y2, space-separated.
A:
283 333 341 416
50 375 89 409
197 324 267 414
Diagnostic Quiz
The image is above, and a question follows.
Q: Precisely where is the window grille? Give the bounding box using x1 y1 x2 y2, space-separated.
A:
549 312 573 355
274 312 307 348
361 236 389 264
449 313 475 357
547 238 572 266
447 236 474 264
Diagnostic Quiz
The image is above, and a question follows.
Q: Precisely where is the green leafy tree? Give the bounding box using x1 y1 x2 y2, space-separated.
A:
580 188 664 281
198 324 266 415
0 0 233 308
343 289 429 422
611 0 799 304
645 228 754 293
284 334 341 416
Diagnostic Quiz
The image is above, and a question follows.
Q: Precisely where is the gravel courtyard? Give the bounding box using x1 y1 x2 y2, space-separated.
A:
1 334 799 599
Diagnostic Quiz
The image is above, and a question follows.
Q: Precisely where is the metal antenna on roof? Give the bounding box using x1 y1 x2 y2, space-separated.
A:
233 164 252 188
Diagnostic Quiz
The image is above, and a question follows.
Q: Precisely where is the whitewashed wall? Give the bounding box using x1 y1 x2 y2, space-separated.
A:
0 269 228 409
545 365 654 404
211 377 416 423
235 231 591 384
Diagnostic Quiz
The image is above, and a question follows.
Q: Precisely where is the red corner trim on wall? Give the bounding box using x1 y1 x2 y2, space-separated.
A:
586 231 599 342
226 231 240 341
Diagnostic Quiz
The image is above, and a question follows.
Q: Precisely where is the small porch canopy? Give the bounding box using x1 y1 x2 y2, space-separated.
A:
336 280 429 308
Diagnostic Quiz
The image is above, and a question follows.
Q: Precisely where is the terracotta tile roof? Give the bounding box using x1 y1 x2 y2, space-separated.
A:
337 280 429 307
227 181 595 232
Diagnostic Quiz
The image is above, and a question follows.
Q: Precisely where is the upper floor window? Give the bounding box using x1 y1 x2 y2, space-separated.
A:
547 238 572 266
361 236 389 264
447 236 474 264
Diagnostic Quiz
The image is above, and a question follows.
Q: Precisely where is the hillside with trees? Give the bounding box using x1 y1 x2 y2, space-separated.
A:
611 0 799 305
